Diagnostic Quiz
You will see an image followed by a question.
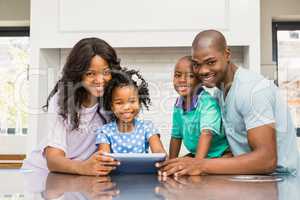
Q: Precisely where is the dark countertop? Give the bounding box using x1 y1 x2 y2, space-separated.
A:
1 169 299 200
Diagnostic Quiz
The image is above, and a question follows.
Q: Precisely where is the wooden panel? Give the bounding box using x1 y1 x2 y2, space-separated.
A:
0 154 26 160
0 163 22 169
59 0 229 32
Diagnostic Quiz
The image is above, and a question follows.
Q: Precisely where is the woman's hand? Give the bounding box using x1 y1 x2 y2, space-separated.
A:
78 150 120 176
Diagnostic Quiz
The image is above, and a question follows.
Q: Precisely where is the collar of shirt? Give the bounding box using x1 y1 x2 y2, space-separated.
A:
175 87 203 112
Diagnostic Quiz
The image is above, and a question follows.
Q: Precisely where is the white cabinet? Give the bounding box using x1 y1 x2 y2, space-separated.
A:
29 0 261 150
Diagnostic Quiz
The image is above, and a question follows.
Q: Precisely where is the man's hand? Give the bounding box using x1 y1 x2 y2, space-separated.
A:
156 157 205 177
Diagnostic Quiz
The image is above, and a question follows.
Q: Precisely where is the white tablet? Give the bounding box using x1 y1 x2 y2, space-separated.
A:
106 153 167 174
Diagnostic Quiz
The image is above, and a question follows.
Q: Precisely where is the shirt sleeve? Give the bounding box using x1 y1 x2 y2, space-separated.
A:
95 126 111 145
199 93 223 135
144 121 160 141
240 82 276 130
171 108 183 139
41 94 68 154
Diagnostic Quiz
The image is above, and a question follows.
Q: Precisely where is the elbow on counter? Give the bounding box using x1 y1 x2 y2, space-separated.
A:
261 155 277 174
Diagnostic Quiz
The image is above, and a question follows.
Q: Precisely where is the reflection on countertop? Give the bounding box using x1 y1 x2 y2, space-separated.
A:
0 169 299 200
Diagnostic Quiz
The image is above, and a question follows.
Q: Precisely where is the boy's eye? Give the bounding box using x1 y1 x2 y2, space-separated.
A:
188 74 195 78
174 73 181 78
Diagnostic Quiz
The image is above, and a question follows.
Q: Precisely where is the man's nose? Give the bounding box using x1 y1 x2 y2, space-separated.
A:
197 65 210 76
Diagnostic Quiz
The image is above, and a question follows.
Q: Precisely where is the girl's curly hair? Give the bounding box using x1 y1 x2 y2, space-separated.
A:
103 68 151 116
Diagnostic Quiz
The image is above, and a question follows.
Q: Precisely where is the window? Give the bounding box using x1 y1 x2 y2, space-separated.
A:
0 27 29 135
273 22 300 137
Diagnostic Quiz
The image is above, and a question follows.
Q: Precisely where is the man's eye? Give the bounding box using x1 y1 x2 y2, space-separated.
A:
207 61 216 65
174 74 181 78
192 62 201 68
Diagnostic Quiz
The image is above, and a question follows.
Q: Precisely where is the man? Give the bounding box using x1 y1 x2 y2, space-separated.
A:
157 30 300 176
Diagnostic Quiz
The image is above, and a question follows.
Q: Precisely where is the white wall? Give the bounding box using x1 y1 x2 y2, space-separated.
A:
261 0 300 79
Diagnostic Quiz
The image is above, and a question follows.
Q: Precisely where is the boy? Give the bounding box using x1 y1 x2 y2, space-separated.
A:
169 56 229 159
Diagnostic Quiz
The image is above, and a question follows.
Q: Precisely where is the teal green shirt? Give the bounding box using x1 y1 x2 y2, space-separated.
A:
171 90 229 158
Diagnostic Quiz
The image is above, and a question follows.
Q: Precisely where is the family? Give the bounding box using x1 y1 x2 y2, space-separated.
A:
22 30 300 177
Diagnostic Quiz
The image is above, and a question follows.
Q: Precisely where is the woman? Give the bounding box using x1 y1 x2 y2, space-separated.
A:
22 38 121 175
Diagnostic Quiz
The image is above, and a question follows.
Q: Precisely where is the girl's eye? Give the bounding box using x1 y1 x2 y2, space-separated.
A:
114 102 122 105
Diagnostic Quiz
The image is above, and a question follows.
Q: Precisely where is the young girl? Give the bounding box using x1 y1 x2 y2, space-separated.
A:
169 56 229 159
95 69 166 154
22 38 120 176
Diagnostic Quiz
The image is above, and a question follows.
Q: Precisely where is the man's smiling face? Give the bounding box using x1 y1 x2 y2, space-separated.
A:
192 47 230 88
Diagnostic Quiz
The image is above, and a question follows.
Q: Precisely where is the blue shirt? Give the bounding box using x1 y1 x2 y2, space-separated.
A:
216 67 300 175
95 119 159 153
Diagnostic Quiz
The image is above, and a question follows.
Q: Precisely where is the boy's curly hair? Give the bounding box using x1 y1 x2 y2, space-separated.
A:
103 68 151 114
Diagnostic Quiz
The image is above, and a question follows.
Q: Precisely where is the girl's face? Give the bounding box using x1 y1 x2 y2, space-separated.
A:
173 59 199 98
82 55 112 97
111 85 140 124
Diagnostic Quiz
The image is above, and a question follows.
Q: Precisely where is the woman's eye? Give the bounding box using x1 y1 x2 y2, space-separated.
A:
174 74 181 78
86 72 93 76
103 70 111 76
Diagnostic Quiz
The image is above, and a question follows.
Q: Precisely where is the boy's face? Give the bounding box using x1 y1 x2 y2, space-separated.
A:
173 59 199 98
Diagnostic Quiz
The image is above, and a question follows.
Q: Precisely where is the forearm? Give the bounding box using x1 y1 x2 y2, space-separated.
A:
46 156 83 175
195 130 212 159
169 138 182 159
98 144 111 153
201 150 277 174
149 135 167 153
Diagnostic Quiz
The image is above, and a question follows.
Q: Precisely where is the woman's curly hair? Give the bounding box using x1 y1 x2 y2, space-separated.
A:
103 68 151 118
43 37 121 130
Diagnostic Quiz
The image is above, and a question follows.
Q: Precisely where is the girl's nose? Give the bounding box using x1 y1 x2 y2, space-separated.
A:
123 102 130 110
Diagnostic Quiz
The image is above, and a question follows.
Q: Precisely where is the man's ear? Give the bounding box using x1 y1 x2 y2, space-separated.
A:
224 47 231 63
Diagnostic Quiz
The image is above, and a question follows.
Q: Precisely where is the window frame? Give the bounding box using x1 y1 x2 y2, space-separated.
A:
0 26 30 135
272 21 300 137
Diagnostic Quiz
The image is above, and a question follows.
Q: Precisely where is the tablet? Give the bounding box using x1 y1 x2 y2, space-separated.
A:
107 153 167 174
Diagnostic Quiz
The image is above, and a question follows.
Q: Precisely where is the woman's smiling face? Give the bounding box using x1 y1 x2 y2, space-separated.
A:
82 55 112 97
